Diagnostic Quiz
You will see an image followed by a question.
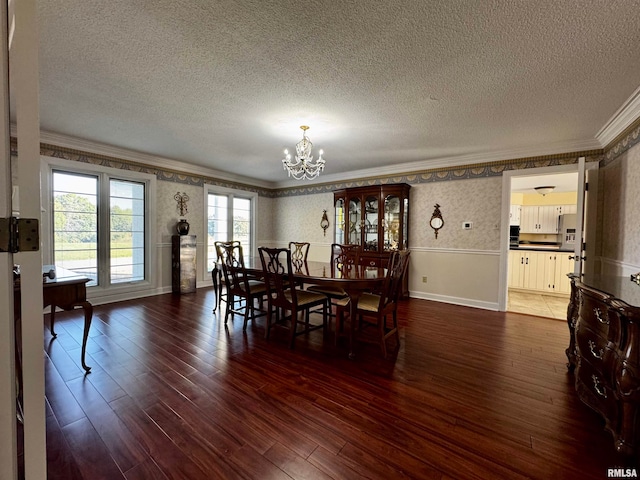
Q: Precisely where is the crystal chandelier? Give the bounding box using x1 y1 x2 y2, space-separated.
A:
282 125 326 180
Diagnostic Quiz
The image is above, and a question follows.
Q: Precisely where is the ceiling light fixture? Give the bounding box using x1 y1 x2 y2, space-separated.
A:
534 186 555 196
282 125 326 180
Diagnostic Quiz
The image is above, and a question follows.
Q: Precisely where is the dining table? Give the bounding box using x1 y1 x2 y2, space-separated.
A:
212 258 388 358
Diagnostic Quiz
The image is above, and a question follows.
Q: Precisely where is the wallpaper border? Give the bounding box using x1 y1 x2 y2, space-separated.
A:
20 140 265 195
273 151 603 197
11 138 606 198
602 115 640 167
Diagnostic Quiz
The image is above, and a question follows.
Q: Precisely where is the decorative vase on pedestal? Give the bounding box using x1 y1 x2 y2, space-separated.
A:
176 219 190 235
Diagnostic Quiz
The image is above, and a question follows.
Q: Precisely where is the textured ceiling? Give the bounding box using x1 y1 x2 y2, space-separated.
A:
30 0 640 187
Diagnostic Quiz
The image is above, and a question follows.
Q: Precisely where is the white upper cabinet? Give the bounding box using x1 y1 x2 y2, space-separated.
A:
509 204 521 226
556 204 577 215
520 205 560 234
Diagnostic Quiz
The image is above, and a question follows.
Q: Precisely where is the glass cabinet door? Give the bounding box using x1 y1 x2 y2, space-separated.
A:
363 195 378 252
335 198 345 244
384 195 401 250
348 197 361 245
335 184 409 255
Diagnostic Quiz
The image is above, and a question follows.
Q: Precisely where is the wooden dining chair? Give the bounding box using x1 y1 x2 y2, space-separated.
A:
258 246 329 348
212 240 241 311
307 243 361 308
215 241 267 331
288 241 310 270
288 241 310 287
336 249 411 358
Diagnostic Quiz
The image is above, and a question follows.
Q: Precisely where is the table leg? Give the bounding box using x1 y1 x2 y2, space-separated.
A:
80 301 93 373
347 291 363 360
212 264 220 310
49 305 57 337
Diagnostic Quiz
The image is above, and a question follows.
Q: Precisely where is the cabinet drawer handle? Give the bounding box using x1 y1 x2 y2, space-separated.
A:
594 307 609 325
588 339 603 359
591 375 607 398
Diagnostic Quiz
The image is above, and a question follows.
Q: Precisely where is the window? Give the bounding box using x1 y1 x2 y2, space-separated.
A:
52 172 98 283
109 179 145 283
43 157 156 295
206 187 257 271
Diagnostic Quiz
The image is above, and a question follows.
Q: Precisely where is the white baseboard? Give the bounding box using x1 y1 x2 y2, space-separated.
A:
87 287 167 307
409 291 499 311
599 256 640 276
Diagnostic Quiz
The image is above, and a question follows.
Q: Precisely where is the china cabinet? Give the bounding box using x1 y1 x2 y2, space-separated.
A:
333 184 410 268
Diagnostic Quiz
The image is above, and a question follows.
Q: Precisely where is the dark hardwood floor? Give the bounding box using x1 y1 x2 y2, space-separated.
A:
22 287 638 479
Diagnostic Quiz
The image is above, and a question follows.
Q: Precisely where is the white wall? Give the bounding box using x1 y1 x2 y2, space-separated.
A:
267 192 335 261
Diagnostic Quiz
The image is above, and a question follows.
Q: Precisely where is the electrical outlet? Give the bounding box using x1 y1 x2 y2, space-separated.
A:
422 276 427 283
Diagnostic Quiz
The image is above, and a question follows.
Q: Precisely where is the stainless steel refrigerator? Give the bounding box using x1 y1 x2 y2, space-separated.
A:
558 214 577 251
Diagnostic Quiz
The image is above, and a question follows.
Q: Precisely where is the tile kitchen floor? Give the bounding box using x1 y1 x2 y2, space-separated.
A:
507 289 569 320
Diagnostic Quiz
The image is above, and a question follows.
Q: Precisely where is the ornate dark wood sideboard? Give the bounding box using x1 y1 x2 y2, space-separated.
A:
566 273 640 456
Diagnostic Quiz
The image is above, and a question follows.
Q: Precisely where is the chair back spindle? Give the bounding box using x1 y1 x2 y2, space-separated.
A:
288 241 310 275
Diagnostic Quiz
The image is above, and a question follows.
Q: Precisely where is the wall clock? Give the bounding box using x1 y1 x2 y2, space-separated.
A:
430 204 444 239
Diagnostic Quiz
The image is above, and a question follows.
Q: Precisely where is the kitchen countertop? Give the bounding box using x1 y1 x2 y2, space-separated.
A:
510 244 574 252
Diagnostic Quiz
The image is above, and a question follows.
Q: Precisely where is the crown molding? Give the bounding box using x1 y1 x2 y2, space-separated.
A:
12 126 605 192
272 138 602 189
12 127 276 190
596 85 640 147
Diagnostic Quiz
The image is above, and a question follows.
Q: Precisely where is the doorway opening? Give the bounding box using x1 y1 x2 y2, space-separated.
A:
507 170 578 318
499 162 593 316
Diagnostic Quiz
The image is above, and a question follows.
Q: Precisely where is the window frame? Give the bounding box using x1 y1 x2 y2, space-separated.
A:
204 184 258 275
41 156 157 301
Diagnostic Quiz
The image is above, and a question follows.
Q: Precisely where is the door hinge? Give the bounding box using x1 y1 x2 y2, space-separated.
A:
0 217 40 253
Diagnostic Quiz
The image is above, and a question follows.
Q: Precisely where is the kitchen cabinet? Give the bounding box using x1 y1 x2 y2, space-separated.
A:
543 252 573 294
509 250 573 294
519 204 578 234
509 204 521 226
556 204 577 215
520 205 559 234
508 250 546 290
